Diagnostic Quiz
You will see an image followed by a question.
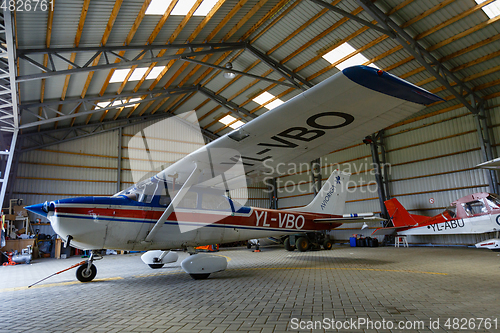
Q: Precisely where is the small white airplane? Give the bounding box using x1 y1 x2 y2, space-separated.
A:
25 66 441 281
372 193 500 237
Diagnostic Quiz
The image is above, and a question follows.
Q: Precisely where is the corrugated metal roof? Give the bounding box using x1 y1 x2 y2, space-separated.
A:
7 0 500 163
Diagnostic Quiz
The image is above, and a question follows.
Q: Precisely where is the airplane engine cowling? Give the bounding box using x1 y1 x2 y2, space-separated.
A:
181 253 227 280
141 250 179 265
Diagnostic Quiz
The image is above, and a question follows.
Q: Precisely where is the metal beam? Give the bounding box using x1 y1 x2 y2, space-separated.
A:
311 158 322 197
378 130 391 201
267 178 278 209
0 10 19 207
198 86 257 120
20 86 197 110
355 0 484 114
245 44 313 90
17 86 198 130
473 99 499 194
18 42 245 56
365 133 389 219
20 112 219 152
180 57 299 89
117 127 122 193
309 0 395 37
17 43 246 82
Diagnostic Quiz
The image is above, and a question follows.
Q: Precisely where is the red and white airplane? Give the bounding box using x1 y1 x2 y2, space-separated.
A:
372 193 500 238
25 66 440 281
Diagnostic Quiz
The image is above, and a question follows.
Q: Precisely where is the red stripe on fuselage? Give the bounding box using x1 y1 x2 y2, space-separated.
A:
54 206 342 231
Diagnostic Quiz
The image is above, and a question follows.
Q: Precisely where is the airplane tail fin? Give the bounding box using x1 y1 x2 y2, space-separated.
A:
293 170 350 215
385 198 426 227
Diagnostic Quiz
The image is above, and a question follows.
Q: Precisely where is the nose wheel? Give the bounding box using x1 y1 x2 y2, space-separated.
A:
76 250 101 282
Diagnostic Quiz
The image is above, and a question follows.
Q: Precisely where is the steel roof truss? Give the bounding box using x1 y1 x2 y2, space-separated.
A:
17 43 246 82
198 86 257 120
19 86 198 129
180 57 298 89
20 113 218 152
245 44 312 90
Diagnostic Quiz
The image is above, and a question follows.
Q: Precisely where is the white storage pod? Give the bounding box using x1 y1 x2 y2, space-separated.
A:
141 250 179 269
181 253 227 279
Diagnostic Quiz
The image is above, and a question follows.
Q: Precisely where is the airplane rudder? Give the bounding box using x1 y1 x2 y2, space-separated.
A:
317 170 350 215
384 198 412 227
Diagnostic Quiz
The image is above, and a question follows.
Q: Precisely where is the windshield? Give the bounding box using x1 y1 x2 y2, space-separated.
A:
485 194 500 210
444 205 456 218
114 177 169 204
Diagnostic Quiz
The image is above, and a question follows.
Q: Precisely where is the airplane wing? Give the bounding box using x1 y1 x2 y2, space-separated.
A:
477 157 500 169
156 65 442 185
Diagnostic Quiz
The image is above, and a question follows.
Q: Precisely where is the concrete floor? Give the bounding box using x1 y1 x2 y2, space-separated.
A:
1 245 500 333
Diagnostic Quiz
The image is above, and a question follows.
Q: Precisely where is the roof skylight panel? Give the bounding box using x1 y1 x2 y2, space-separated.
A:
322 42 379 70
146 0 218 16
146 66 166 80
219 115 244 129
194 0 218 16
110 67 166 83
475 0 500 18
230 120 245 129
145 0 171 15
128 68 148 81
219 115 237 125
171 0 198 15
252 91 284 110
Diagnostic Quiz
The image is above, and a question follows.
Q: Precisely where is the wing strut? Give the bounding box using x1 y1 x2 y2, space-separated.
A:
143 164 201 243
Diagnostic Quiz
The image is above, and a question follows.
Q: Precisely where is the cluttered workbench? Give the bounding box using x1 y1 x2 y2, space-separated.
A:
1 199 66 264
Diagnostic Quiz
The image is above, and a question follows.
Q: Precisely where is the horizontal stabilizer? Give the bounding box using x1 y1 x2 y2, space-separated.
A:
314 216 385 224
371 225 415 236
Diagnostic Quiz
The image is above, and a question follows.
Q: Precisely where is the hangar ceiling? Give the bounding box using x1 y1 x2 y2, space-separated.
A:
1 0 500 204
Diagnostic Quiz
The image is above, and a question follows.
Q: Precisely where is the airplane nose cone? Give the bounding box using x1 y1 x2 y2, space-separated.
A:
25 202 49 218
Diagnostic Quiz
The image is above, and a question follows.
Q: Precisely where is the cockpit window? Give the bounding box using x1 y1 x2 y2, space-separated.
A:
114 178 162 204
485 194 500 210
462 200 487 216
201 193 231 211
177 191 198 209
158 182 171 206
444 205 456 218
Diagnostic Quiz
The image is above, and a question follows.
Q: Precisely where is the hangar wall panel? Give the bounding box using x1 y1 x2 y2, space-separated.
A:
15 130 119 223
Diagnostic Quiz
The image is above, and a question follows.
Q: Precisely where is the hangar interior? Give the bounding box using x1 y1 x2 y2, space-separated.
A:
1 0 499 248
2 1 500 332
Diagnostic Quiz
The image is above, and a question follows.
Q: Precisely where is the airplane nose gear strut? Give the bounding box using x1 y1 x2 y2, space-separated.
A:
76 250 102 282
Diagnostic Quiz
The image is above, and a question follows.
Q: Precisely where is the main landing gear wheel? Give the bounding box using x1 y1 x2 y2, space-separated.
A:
189 273 210 280
296 237 309 252
76 263 97 282
148 264 164 269
284 238 295 251
323 239 333 250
